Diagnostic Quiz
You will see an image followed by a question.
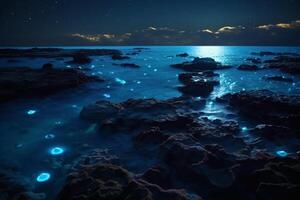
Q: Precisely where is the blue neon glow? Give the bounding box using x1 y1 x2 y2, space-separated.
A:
50 147 64 155
276 150 288 157
45 134 55 139
36 172 51 182
27 110 37 115
103 93 111 98
242 127 248 132
115 78 126 85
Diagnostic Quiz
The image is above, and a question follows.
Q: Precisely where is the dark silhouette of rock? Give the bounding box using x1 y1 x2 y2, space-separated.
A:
171 57 231 72
42 63 53 70
58 164 195 200
246 57 262 64
66 54 92 64
219 90 300 129
178 71 219 96
251 51 299 57
0 66 103 103
237 64 261 71
176 53 189 57
111 54 130 60
264 76 293 82
0 48 122 59
263 55 300 74
113 63 140 68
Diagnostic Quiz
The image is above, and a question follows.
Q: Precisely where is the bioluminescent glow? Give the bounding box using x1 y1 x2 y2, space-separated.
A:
54 121 62 125
36 172 51 182
50 147 64 155
27 110 37 115
71 104 78 108
103 93 111 98
276 150 288 157
136 81 141 84
130 88 134 91
241 127 248 132
153 68 158 72
143 73 147 76
115 78 126 85
45 134 55 139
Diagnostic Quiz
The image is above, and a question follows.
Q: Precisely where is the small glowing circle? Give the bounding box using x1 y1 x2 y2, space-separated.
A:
276 150 288 157
50 147 64 155
27 110 37 115
36 172 51 182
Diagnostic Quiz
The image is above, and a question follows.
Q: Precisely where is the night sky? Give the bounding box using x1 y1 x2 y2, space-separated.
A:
1 0 300 46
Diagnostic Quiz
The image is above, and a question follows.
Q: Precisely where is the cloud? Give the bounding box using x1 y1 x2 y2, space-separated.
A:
257 19 300 30
69 19 300 45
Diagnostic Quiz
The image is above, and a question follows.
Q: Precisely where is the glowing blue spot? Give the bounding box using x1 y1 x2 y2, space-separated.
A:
115 78 126 85
130 88 134 91
242 127 248 132
106 85 111 88
103 93 111 98
91 72 96 76
27 110 37 115
66 65 71 68
276 150 288 157
147 65 152 68
72 104 78 108
16 144 23 148
110 71 115 74
91 65 95 68
50 147 64 155
45 134 55 139
208 101 213 105
153 69 158 72
36 172 51 182
54 121 62 125
136 81 141 84
143 73 147 76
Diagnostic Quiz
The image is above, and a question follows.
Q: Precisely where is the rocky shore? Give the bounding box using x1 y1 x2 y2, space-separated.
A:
0 64 103 103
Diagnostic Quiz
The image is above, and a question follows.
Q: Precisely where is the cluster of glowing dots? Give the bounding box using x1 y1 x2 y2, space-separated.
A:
50 147 64 155
36 172 51 182
27 110 37 115
276 150 288 157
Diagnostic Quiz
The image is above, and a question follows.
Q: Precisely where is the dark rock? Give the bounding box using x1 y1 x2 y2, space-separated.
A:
80 96 205 130
42 63 53 71
178 71 219 96
0 48 121 59
264 76 293 82
263 55 300 74
219 90 300 129
250 124 294 140
176 53 189 57
113 63 140 68
237 64 261 71
111 54 130 60
66 54 92 64
58 164 194 200
171 57 231 72
141 166 172 189
246 57 262 64
0 66 103 103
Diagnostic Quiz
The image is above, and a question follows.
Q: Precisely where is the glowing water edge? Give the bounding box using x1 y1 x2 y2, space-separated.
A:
0 46 300 199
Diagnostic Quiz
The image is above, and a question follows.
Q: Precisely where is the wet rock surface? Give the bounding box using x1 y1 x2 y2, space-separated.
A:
111 54 130 60
0 66 103 103
264 55 300 74
66 54 92 64
68 92 300 199
178 71 220 96
58 164 195 200
171 57 232 72
219 90 300 129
